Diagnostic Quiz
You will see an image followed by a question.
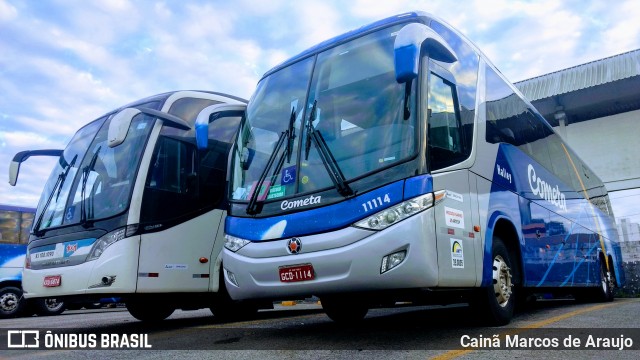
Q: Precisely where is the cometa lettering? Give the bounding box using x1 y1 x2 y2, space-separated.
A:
527 164 567 211
281 195 321 210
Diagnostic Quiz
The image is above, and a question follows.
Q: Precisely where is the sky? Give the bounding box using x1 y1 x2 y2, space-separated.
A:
1 0 640 226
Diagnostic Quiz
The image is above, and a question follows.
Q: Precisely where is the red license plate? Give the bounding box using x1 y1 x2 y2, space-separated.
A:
43 275 61 287
279 264 315 283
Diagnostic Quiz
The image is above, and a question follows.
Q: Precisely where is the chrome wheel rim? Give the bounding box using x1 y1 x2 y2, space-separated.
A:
0 292 19 312
44 298 64 312
493 255 513 307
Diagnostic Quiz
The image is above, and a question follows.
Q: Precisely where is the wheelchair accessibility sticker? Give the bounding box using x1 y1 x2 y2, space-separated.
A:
281 166 296 185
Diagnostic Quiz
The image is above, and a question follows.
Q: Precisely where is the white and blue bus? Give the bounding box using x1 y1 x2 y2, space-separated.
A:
10 90 263 321
222 11 625 325
0 204 65 318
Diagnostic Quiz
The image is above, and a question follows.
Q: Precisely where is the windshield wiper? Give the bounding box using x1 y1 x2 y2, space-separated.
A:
246 108 297 215
34 154 78 235
304 100 353 197
80 146 101 227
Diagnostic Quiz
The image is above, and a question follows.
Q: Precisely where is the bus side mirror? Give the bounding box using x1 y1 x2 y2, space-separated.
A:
108 108 139 148
195 105 216 150
9 150 63 186
109 107 191 148
394 23 458 83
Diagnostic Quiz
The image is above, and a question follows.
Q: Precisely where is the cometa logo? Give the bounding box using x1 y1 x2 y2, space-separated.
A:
527 164 567 211
280 195 321 210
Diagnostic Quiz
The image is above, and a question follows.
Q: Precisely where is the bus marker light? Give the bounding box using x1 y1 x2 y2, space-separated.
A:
226 269 239 287
199 257 208 263
381 250 406 273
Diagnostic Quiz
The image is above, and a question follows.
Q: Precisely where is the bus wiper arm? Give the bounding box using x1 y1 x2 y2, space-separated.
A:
80 146 101 227
34 154 77 235
303 100 353 197
246 109 297 215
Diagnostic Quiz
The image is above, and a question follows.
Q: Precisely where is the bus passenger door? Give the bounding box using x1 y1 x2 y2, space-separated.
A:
432 171 477 286
137 105 245 293
426 66 477 286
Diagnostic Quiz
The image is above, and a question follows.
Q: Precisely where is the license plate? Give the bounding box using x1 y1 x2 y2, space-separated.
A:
279 264 315 283
43 275 61 287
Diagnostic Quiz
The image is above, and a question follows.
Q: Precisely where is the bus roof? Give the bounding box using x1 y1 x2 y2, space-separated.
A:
262 11 434 79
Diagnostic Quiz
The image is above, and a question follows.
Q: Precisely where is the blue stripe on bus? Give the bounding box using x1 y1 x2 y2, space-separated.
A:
403 174 433 199
226 178 423 241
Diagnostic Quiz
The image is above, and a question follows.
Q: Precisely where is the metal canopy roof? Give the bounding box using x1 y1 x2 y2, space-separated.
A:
514 49 640 126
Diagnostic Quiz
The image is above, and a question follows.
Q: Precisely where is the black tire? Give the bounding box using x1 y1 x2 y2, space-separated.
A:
0 287 26 318
126 300 174 322
34 298 66 316
210 279 258 321
321 296 368 324
83 302 103 309
474 237 515 326
595 258 615 302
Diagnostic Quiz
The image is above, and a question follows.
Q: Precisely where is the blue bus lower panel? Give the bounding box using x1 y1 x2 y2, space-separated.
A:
482 144 622 288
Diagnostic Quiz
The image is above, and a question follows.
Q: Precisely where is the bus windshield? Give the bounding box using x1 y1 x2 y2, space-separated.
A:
35 113 155 232
231 24 416 203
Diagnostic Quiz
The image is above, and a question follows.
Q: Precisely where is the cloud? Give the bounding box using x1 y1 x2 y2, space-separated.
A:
0 0 17 21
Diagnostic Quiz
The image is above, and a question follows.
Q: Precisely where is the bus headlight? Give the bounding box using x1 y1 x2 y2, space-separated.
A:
87 228 125 261
354 191 445 231
224 234 251 252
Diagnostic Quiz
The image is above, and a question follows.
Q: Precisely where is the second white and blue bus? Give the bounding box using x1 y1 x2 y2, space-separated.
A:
11 90 268 321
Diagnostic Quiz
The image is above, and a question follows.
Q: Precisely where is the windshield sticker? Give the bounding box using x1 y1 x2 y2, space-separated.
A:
248 181 271 201
281 166 296 185
65 206 75 221
451 239 464 268
378 156 396 163
301 176 309 184
267 185 286 200
137 122 147 130
444 206 465 229
233 187 247 200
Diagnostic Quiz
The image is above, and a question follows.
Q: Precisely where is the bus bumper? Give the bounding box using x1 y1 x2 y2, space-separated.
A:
223 210 438 300
22 237 139 299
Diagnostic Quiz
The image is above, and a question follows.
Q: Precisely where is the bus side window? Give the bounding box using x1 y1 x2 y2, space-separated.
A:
141 136 198 224
427 71 467 170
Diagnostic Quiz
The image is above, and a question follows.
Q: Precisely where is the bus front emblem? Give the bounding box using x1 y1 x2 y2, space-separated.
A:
287 238 302 255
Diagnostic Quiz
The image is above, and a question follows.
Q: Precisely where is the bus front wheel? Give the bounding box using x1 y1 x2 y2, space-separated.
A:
0 287 26 318
210 280 258 321
474 237 515 325
321 296 368 324
126 300 174 322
